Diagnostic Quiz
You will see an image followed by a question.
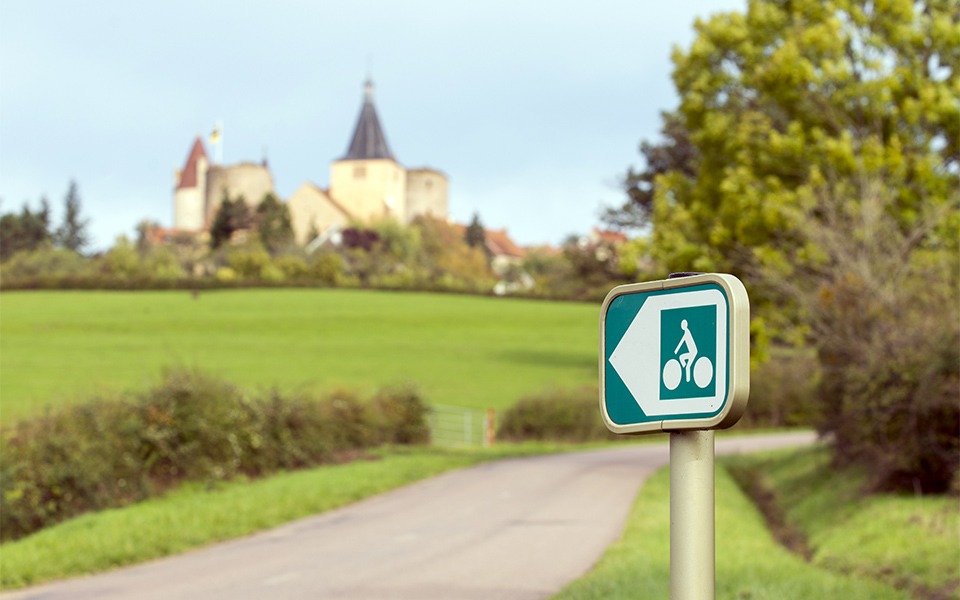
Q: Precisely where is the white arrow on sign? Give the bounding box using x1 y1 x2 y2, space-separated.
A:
608 288 728 417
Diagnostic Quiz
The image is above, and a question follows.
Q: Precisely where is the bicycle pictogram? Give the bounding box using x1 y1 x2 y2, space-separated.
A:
662 318 713 391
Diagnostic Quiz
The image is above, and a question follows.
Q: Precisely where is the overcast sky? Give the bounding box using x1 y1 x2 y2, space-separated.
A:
0 0 744 252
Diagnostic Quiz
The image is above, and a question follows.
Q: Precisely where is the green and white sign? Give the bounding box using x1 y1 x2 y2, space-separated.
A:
599 273 750 434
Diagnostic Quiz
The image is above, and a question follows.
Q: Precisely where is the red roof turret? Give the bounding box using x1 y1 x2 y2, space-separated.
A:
177 138 208 190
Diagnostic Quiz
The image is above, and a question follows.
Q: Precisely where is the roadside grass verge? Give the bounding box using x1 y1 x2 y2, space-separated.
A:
551 463 913 600
0 442 581 590
723 445 960 599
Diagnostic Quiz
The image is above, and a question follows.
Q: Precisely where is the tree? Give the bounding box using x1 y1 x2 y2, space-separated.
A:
0 198 51 261
464 213 486 249
602 111 698 231
54 181 90 253
766 171 958 491
209 193 252 249
636 0 957 281
255 193 294 254
635 0 959 490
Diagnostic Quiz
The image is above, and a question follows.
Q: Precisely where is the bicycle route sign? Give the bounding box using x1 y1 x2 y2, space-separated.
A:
599 273 751 434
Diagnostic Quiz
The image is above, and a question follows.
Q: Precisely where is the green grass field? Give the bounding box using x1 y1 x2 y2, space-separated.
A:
0 289 598 420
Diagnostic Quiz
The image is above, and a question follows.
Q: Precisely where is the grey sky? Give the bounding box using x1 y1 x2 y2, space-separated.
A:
0 0 744 251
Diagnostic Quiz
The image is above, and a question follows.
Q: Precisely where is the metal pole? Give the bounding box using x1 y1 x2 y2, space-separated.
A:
670 429 715 600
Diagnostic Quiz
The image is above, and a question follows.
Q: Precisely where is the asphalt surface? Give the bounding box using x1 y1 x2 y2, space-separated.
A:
3 431 816 600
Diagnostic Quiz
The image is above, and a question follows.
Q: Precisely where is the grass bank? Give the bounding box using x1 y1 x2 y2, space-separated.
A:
0 288 597 419
723 445 960 599
0 443 578 590
551 462 915 600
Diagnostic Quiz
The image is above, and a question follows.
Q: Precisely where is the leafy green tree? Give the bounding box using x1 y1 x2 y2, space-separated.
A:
633 0 959 490
0 198 51 261
209 193 252 249
635 0 957 282
255 193 294 254
54 181 90 253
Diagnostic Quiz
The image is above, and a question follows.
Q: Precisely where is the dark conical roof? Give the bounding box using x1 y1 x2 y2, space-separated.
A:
342 79 394 161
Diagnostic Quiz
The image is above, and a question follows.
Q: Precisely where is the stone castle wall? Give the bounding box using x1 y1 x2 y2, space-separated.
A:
205 163 275 227
405 168 448 223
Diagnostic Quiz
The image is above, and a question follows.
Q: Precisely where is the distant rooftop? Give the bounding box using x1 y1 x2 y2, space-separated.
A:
342 79 394 161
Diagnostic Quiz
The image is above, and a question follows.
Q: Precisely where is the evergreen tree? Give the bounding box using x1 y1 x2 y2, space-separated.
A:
54 181 89 253
209 192 252 249
464 213 487 250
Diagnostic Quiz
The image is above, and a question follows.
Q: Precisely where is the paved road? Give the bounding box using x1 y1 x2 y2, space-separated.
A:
3 432 815 600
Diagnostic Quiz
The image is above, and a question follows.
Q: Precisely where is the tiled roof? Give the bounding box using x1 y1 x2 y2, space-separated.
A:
342 80 394 161
484 229 525 259
176 138 207 190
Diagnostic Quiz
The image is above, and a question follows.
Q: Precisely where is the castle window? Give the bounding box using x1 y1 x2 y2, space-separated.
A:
425 180 433 189
354 166 367 179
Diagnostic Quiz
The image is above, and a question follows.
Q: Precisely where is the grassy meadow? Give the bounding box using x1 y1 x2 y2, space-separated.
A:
0 288 598 420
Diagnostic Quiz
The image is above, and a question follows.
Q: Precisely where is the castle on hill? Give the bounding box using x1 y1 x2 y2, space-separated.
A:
172 79 449 244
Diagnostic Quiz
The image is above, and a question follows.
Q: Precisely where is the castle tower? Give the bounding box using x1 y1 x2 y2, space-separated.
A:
405 168 448 222
329 79 407 222
173 138 209 231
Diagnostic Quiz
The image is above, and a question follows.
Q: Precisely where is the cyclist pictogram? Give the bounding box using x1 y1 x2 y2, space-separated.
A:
659 305 716 399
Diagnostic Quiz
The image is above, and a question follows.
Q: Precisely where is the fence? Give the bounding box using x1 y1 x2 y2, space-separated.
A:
428 404 494 447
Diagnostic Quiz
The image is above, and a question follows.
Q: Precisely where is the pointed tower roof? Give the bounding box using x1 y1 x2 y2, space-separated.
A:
342 79 395 161
177 137 208 190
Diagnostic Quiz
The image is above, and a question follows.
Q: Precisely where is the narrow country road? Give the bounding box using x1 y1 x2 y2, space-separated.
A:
3 432 815 600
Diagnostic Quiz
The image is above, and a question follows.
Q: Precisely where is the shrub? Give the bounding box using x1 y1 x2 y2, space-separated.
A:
228 247 271 279
497 386 614 443
0 370 430 541
760 176 960 493
370 385 431 445
0 246 89 280
309 252 344 285
740 348 819 428
274 255 308 280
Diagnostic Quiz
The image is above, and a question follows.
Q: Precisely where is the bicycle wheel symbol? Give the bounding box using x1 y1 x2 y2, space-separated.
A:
662 356 713 391
662 359 683 391
693 356 713 388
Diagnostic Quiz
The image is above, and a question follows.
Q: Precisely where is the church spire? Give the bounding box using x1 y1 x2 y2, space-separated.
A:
342 78 394 161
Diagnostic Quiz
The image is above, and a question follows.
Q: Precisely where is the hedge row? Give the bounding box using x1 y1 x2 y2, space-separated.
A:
497 387 617 443
0 370 429 542
497 352 822 444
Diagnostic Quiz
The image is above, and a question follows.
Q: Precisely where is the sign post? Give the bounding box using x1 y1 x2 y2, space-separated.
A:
599 273 749 600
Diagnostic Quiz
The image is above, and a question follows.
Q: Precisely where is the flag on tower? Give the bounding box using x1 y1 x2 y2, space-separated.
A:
209 125 221 144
